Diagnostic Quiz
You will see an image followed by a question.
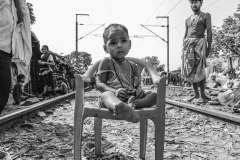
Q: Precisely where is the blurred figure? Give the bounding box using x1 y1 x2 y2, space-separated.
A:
38 45 55 96
55 77 68 95
13 74 34 104
0 0 26 115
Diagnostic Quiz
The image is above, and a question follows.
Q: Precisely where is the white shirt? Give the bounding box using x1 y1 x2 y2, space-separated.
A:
0 0 17 54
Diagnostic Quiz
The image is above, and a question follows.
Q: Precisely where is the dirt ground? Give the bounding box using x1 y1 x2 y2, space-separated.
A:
0 87 240 160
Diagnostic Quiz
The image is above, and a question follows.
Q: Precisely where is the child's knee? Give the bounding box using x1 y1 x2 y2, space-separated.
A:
149 92 157 101
101 91 115 97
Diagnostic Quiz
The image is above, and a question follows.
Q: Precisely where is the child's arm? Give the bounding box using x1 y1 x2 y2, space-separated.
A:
96 58 117 93
205 13 212 57
132 63 145 98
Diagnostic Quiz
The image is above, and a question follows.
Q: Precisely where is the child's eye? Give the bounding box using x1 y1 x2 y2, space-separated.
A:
109 41 116 45
121 39 128 43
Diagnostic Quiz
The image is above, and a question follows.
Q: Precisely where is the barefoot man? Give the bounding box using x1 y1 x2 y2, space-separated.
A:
182 0 212 104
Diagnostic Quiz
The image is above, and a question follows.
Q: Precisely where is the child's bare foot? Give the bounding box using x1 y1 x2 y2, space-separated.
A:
113 102 140 123
127 96 135 104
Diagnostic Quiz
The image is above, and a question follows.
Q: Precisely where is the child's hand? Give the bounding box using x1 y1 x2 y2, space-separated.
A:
115 88 128 101
227 82 234 89
135 88 145 99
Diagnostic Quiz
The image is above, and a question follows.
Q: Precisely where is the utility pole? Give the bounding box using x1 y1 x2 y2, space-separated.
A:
75 14 89 66
156 16 169 74
156 16 169 84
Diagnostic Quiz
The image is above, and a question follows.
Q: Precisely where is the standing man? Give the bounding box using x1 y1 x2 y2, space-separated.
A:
0 0 23 115
182 0 212 104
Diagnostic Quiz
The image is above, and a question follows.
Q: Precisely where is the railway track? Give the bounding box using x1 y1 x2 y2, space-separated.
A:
166 85 240 126
0 92 75 132
166 99 240 126
1 85 240 133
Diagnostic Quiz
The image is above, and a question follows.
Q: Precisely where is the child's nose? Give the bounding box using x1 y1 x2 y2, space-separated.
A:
117 41 123 47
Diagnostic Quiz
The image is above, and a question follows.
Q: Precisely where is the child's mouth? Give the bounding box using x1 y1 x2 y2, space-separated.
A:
117 50 125 53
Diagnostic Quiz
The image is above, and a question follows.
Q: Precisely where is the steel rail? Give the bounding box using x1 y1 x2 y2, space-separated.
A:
166 99 240 126
0 92 75 131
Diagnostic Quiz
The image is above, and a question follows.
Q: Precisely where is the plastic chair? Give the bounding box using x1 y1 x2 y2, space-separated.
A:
74 57 166 160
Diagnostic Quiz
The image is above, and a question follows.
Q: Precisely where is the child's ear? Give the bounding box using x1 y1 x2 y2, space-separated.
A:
129 40 132 49
103 45 109 53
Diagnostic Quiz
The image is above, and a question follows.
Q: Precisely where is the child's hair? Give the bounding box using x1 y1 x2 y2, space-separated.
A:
42 45 49 51
103 23 129 44
17 74 25 82
189 0 203 3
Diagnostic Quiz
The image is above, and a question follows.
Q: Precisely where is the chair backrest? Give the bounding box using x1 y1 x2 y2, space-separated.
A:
81 57 161 84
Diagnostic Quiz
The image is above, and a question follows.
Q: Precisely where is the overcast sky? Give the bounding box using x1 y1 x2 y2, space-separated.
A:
30 0 240 70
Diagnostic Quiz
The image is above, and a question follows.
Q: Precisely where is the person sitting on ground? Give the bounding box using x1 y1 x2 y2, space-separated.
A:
13 74 34 104
40 84 56 100
206 74 222 90
218 70 240 110
54 77 68 95
213 70 239 93
96 23 157 123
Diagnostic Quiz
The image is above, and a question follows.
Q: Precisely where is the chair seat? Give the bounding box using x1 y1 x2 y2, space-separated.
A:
83 103 158 120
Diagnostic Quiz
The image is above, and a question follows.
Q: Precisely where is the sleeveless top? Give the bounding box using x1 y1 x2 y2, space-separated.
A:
97 58 140 90
186 12 206 38
40 53 52 71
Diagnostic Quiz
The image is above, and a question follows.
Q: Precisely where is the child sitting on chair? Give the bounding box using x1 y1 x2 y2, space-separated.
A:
96 23 157 123
13 74 34 104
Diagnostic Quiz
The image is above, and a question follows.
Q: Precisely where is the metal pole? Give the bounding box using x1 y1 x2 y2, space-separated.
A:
167 17 169 74
75 14 89 66
156 16 170 84
76 14 78 54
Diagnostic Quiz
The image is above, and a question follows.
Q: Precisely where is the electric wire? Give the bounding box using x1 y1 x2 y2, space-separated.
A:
136 0 167 35
148 0 222 68
136 0 183 48
170 0 221 32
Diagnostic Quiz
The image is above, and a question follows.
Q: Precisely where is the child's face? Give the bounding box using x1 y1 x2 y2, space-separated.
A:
21 77 25 83
227 73 235 79
103 29 131 61
41 46 48 54
211 76 216 81
190 0 202 12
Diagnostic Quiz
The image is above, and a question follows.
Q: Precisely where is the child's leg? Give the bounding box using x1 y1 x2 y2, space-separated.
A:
100 91 140 123
134 92 157 109
21 96 28 101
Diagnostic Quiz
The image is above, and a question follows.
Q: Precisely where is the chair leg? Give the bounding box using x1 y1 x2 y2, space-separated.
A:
153 118 165 160
74 116 85 160
139 119 148 159
94 117 102 156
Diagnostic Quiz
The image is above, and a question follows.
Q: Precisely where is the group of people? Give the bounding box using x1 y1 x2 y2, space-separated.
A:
205 68 240 112
181 0 240 114
0 0 239 126
37 45 76 99
11 45 76 105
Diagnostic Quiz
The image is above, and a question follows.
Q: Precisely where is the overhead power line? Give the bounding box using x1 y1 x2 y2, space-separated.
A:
136 0 183 47
144 0 167 24
78 24 105 40
149 0 222 58
170 0 221 32
156 0 184 26
136 0 167 37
